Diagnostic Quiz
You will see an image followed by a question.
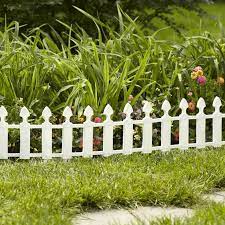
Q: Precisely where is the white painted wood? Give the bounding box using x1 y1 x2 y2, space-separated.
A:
0 97 224 160
179 99 189 150
161 100 171 151
20 107 30 159
83 106 94 157
0 106 8 159
142 102 153 153
196 98 206 148
62 107 73 160
103 104 114 156
42 107 52 160
123 103 133 155
212 96 222 147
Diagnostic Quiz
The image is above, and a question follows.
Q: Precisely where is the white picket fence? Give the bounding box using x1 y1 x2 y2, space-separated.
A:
0 97 224 160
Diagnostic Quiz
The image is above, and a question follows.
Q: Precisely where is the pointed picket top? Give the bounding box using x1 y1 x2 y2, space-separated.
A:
20 106 30 121
123 103 133 118
162 100 171 114
213 96 222 113
103 104 113 119
84 105 94 121
42 107 52 122
0 106 7 121
179 98 188 114
63 106 73 122
143 101 153 116
197 97 206 113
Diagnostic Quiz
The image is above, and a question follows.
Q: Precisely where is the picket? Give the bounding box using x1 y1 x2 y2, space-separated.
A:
62 107 73 160
123 103 133 155
103 104 114 156
142 101 153 153
196 98 206 149
83 106 94 157
161 100 171 151
0 97 225 160
213 97 222 147
20 107 31 159
0 106 8 159
179 99 189 150
42 107 52 160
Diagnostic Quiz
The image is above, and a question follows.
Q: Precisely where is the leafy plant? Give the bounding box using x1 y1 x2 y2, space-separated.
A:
1 9 225 150
0 0 211 37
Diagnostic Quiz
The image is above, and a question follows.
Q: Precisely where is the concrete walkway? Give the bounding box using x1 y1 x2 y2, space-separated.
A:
73 207 193 225
73 191 225 225
202 191 225 203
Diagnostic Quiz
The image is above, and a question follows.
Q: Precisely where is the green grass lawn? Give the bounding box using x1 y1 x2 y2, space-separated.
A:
1 148 225 224
153 2 225 41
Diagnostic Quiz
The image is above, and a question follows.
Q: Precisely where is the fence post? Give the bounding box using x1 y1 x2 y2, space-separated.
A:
20 107 30 159
123 103 133 155
103 104 114 156
179 99 189 150
196 98 206 148
142 101 153 153
62 107 73 160
212 96 222 147
161 100 171 151
42 107 52 160
83 106 94 157
0 106 8 159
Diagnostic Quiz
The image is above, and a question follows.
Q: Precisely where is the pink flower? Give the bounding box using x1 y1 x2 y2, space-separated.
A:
197 76 206 86
94 117 102 123
93 137 102 146
193 66 203 72
187 91 193 96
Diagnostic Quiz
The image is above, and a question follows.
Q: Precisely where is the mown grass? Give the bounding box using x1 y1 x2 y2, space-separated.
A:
1 148 225 224
154 2 225 40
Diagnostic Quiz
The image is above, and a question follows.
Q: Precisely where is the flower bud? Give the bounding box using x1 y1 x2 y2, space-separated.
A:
196 70 203 77
188 101 196 112
197 76 206 86
193 66 203 72
78 117 85 123
94 117 102 123
217 76 224 85
191 72 198 80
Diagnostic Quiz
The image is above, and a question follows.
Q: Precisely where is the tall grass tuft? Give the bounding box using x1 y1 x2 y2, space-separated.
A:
0 8 225 120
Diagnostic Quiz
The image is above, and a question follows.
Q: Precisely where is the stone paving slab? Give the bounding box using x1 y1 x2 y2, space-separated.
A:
73 207 193 225
73 191 225 225
202 191 225 203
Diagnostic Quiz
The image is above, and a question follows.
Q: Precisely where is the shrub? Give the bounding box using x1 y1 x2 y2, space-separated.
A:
0 9 225 150
0 0 211 36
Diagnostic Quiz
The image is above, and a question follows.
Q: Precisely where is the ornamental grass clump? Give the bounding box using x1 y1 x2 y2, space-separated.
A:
1 8 225 151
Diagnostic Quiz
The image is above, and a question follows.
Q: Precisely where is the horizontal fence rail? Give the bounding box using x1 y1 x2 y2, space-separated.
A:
0 97 225 159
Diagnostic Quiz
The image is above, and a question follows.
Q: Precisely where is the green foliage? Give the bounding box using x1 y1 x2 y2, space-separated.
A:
1 9 225 150
0 12 224 117
0 0 210 36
